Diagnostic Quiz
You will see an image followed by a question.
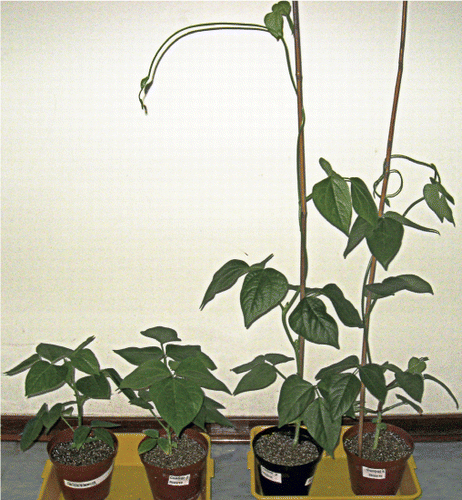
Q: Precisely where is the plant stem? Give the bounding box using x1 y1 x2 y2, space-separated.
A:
358 1 408 458
292 0 308 379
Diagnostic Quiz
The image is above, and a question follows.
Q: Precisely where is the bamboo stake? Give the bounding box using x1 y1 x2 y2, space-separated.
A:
358 1 408 457
292 1 308 378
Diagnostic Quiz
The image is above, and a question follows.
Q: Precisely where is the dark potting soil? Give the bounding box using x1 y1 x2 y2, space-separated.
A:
50 440 114 466
344 430 412 462
254 433 320 467
142 434 206 469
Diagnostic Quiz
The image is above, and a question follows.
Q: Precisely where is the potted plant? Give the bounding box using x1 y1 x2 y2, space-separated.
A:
115 326 232 500
308 2 460 494
137 1 459 497
4 335 121 500
137 2 360 495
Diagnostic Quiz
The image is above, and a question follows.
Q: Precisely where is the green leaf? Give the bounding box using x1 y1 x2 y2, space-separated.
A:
233 363 278 395
264 11 283 39
366 274 433 298
359 364 387 403
407 357 428 374
174 357 230 394
138 437 157 454
76 373 111 399
5 354 41 376
315 355 360 380
143 429 160 439
166 344 216 370
114 346 163 366
240 268 288 328
19 405 47 451
272 1 291 17
200 259 250 310
350 177 378 227
231 355 265 374
74 336 96 353
303 398 342 457
141 326 180 344
320 284 362 328
424 374 459 409
120 359 171 390
320 373 361 421
395 394 423 414
384 211 440 235
69 349 100 375
424 182 455 225
395 371 424 402
157 437 171 454
73 426 91 450
313 173 352 235
344 216 373 258
318 157 334 176
278 375 315 427
36 343 72 363
92 427 115 448
289 296 339 348
193 397 234 430
264 353 294 366
366 217 404 270
42 403 63 433
25 361 67 397
150 377 204 437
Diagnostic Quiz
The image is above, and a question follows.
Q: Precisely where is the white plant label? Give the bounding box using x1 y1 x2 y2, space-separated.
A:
64 463 114 489
260 466 282 483
305 475 314 486
362 466 386 480
168 474 191 486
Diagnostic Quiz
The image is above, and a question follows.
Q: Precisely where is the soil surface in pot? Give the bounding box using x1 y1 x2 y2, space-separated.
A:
344 430 412 461
142 434 206 469
254 433 320 466
50 440 114 466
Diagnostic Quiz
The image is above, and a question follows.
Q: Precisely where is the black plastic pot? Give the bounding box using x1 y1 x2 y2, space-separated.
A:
252 425 323 496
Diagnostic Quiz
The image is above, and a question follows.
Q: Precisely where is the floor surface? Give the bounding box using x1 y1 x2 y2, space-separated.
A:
1 440 461 499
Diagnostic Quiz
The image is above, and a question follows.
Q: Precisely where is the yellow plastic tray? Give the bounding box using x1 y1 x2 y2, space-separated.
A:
38 433 214 500
248 426 422 500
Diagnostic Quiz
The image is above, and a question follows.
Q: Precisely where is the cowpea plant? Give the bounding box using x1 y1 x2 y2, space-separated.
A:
308 154 458 448
5 336 120 451
139 0 458 457
115 326 232 455
202 153 458 455
139 0 363 457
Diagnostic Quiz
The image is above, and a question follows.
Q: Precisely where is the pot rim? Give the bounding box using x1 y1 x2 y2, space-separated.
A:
252 424 324 468
343 422 414 466
139 427 209 473
47 427 118 469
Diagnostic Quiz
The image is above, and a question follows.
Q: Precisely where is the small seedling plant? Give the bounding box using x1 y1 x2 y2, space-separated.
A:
5 336 120 451
115 326 232 455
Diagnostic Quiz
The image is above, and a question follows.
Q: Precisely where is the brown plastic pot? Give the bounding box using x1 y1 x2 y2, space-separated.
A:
343 422 414 496
139 428 209 500
46 427 118 500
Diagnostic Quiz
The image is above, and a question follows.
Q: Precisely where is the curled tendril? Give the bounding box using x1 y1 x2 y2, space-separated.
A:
373 168 404 200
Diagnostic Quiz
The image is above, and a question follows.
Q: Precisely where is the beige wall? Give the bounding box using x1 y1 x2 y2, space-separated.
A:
2 1 461 418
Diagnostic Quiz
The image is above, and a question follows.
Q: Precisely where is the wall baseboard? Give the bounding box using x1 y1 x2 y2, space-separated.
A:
2 413 461 443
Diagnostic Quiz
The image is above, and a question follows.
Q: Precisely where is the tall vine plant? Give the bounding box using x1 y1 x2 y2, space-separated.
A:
139 0 316 399
139 2 457 456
